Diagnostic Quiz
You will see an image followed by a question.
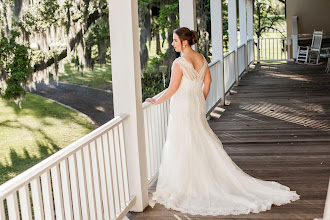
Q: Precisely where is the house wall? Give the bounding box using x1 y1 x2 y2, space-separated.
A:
286 0 330 37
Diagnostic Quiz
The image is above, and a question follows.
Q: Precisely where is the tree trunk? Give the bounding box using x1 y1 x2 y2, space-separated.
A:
156 28 161 54
97 39 107 64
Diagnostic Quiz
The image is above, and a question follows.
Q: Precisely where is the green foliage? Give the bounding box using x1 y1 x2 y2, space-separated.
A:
254 0 285 38
0 30 33 101
142 52 170 100
158 2 179 38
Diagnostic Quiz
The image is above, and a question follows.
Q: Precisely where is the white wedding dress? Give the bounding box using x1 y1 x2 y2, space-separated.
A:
152 55 300 216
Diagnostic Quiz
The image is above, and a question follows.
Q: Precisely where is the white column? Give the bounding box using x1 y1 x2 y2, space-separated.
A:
239 0 248 71
179 0 197 51
247 0 253 40
247 0 254 64
228 0 238 85
108 0 148 212
292 16 298 59
210 0 225 105
239 0 247 45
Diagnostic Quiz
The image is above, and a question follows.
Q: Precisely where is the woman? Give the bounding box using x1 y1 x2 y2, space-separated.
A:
145 27 299 216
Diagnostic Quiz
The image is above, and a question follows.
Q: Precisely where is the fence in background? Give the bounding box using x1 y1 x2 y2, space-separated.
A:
254 37 291 62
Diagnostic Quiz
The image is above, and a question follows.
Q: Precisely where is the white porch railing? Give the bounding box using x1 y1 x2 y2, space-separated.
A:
248 39 254 65
255 37 292 62
224 50 236 93
0 114 134 220
142 94 170 187
0 42 255 220
238 43 246 77
206 59 224 116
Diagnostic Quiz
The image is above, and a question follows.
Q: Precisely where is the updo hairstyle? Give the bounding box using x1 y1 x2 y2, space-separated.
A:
173 27 198 46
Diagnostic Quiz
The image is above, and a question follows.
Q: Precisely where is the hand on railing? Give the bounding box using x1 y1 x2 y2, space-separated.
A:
145 98 157 104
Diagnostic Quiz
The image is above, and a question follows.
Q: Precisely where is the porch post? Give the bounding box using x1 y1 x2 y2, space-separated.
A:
179 0 197 51
228 0 239 85
239 0 247 45
210 0 225 105
239 0 248 71
292 16 298 60
108 0 149 212
247 0 254 62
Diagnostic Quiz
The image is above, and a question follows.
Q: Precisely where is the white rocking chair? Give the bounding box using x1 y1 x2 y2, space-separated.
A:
296 30 323 64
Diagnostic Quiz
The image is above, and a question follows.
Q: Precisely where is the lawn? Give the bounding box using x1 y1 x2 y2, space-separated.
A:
0 93 94 184
58 63 112 90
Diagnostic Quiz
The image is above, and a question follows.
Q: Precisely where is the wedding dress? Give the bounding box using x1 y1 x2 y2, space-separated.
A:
152 54 300 216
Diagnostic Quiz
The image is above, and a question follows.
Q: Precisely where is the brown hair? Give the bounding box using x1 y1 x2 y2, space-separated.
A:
173 27 198 46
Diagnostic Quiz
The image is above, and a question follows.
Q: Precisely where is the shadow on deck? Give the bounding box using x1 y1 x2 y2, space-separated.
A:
128 62 330 220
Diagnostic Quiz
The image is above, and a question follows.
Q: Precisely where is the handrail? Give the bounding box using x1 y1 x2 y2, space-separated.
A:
0 113 129 200
142 90 166 109
209 58 221 67
238 43 246 49
224 50 235 58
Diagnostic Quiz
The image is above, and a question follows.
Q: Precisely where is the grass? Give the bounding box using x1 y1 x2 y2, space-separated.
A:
58 63 112 90
0 93 94 184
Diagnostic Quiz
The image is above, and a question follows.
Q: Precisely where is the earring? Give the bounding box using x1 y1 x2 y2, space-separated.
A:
183 45 186 48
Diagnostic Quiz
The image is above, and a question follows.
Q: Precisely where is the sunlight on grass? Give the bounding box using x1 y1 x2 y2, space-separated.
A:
58 63 112 90
0 93 93 184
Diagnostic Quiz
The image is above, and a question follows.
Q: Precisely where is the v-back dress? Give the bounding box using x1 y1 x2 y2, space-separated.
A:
152 55 299 216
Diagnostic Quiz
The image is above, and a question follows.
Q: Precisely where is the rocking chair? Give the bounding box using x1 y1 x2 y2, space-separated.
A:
296 30 323 64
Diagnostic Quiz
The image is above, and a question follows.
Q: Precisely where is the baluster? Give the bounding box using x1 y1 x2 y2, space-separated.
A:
76 149 92 220
108 129 121 216
89 140 104 219
41 171 54 220
7 193 19 220
51 164 65 220
143 109 151 179
68 154 82 220
114 126 125 210
31 177 44 220
0 199 5 220
83 144 97 219
103 132 117 218
60 160 73 220
19 185 32 220
119 123 130 203
96 136 110 220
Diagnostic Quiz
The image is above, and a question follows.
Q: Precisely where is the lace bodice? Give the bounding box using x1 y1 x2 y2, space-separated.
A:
172 55 207 81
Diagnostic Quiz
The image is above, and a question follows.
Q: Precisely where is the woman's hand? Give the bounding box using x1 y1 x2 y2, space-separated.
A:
145 98 157 104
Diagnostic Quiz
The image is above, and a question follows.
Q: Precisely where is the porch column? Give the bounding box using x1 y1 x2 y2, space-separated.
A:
210 0 225 105
247 0 253 40
292 16 298 59
228 0 239 85
239 0 247 45
179 0 197 51
108 0 149 212
247 0 254 63
239 0 248 70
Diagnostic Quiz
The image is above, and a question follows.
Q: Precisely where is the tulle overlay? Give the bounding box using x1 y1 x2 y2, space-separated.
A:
152 55 300 216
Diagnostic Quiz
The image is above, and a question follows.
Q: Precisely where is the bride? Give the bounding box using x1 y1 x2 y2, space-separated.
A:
145 27 299 216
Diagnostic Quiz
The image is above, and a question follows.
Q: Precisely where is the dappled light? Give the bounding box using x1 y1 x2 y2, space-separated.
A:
263 72 310 82
240 102 330 131
0 93 92 184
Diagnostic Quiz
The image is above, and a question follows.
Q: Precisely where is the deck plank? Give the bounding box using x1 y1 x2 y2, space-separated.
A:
127 63 330 219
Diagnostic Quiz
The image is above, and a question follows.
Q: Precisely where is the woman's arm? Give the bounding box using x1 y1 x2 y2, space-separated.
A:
202 65 212 100
145 62 183 105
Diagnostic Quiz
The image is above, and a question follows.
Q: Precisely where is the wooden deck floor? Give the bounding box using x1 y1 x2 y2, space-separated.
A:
127 63 330 220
